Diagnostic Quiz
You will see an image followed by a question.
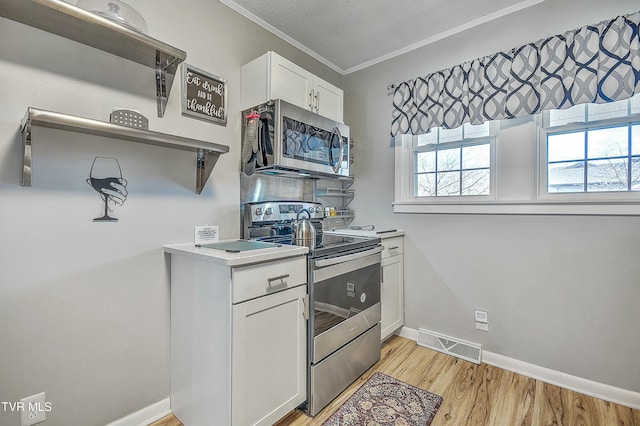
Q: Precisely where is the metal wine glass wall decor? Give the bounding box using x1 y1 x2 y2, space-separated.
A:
87 156 128 222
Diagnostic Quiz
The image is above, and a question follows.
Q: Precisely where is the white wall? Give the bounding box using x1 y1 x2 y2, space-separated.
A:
345 0 640 393
0 1 342 425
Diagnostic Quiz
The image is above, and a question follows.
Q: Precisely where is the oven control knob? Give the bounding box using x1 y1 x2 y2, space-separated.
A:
255 208 263 216
315 207 323 214
265 208 273 215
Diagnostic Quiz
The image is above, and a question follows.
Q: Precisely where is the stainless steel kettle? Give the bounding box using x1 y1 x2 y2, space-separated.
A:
293 208 316 249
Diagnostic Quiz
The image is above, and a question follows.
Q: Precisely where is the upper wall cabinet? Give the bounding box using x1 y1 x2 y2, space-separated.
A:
241 51 344 122
0 0 187 117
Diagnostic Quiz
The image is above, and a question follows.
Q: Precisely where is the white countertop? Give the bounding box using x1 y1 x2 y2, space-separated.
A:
164 241 309 266
325 228 405 239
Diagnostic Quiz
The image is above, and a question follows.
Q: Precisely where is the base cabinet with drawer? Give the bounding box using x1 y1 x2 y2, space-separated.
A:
381 235 404 340
165 244 308 426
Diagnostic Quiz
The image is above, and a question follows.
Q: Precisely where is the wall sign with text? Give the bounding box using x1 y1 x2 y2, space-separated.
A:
181 63 227 125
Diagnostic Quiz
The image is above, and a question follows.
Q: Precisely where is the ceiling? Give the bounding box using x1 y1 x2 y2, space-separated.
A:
219 0 544 75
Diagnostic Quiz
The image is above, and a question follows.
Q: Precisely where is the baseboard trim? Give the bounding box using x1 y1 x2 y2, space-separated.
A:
105 398 171 426
399 326 640 410
398 326 418 341
482 350 640 410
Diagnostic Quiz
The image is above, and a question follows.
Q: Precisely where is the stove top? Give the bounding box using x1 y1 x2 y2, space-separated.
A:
254 233 380 258
243 201 381 257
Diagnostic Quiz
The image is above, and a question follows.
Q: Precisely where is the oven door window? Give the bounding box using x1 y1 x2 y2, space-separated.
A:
282 116 347 171
313 262 380 336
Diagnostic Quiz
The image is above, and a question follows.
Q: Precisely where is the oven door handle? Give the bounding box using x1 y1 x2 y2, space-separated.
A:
314 246 383 268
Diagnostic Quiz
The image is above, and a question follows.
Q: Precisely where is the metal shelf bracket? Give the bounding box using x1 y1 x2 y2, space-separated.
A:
22 124 33 187
196 149 222 195
156 66 169 118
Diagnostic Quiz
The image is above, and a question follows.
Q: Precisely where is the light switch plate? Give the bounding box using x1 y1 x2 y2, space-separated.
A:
475 310 488 323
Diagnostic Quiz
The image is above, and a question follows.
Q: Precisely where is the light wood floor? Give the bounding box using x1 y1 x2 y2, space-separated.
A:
150 335 640 426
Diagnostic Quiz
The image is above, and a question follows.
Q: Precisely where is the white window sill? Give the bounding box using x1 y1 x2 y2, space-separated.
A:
393 201 640 216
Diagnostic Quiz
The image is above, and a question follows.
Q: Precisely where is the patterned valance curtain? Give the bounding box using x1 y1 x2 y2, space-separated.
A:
390 10 640 136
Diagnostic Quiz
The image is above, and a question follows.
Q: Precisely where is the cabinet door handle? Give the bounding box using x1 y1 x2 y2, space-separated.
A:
309 89 314 108
380 264 384 284
314 91 320 112
302 294 309 320
267 274 290 287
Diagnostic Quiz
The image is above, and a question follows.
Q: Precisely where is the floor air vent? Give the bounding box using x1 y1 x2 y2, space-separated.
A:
417 328 482 364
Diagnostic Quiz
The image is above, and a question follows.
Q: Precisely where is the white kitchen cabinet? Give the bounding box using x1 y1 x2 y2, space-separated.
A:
165 243 308 426
380 235 404 341
241 51 344 122
232 285 307 425
310 75 344 122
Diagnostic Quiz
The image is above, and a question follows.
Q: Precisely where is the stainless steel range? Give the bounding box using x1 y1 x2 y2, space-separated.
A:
243 200 382 416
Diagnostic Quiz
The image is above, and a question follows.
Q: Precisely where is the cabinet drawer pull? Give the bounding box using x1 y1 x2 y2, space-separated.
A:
267 274 290 287
387 246 399 250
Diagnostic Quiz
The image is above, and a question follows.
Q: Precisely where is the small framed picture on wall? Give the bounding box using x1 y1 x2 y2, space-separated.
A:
181 63 227 126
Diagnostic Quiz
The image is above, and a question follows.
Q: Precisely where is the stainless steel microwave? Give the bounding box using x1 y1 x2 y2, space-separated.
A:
241 99 350 178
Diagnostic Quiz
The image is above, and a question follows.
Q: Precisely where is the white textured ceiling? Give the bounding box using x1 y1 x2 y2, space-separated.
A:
219 0 544 74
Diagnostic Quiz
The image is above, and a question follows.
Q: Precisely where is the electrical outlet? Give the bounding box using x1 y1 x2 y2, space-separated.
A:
476 322 489 332
20 392 46 426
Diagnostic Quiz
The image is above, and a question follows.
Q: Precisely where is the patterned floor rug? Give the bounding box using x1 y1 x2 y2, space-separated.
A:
322 372 443 425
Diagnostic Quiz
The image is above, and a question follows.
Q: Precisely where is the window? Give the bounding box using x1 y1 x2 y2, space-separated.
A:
408 122 496 200
394 94 640 215
540 95 640 200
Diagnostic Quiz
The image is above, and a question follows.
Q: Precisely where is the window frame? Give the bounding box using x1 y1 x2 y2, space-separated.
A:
537 113 640 203
395 122 498 205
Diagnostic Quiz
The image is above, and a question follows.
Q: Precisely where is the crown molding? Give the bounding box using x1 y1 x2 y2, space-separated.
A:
218 0 346 74
219 0 545 75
